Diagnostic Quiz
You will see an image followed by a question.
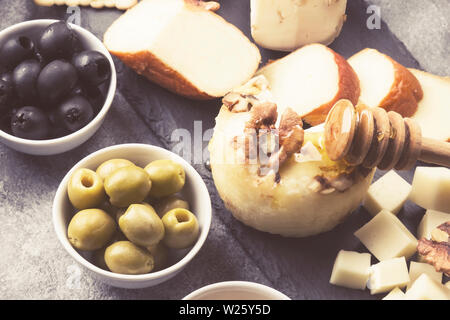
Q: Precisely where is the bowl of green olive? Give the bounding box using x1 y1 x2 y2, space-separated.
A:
52 143 212 289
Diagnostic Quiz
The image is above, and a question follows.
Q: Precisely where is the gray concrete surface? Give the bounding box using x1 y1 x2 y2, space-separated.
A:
0 0 448 300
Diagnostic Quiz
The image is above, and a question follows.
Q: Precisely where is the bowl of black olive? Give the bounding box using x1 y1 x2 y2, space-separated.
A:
0 19 116 155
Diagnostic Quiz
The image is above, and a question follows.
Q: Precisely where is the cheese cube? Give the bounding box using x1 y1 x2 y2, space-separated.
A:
409 167 450 213
404 274 450 300
329 250 371 290
369 257 410 295
354 210 418 261
417 209 450 240
363 171 411 216
382 287 405 300
407 261 443 290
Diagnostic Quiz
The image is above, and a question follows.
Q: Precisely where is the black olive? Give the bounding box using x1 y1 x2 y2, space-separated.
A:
11 106 50 140
72 50 111 86
0 36 35 70
0 78 15 114
13 59 41 105
37 60 78 106
84 85 104 113
56 95 94 133
38 21 79 60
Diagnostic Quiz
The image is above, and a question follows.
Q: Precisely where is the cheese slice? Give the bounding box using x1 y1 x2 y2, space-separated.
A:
257 43 360 126
369 257 410 295
329 250 371 290
363 170 411 216
250 0 347 51
409 167 450 213
409 68 450 142
404 274 450 300
104 0 261 99
382 287 405 300
354 210 418 261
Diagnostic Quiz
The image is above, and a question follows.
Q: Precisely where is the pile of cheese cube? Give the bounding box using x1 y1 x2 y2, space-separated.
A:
329 166 450 300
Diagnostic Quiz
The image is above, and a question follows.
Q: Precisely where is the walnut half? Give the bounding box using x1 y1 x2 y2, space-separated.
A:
417 221 450 276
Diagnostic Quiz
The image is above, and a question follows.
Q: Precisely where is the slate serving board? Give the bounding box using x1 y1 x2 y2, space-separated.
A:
0 0 441 300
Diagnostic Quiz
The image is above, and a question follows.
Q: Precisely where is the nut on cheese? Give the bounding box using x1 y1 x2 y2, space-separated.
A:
250 0 347 51
417 209 450 240
407 261 443 290
404 274 450 300
354 210 418 261
409 167 450 213
368 257 410 295
329 250 371 290
363 170 411 216
382 287 405 300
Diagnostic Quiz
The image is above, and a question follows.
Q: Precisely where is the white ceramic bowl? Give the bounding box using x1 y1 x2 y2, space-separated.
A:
183 281 291 300
53 144 212 289
0 19 116 155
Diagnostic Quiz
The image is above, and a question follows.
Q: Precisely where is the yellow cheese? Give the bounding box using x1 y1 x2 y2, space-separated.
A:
417 209 450 240
369 257 410 295
382 287 405 300
407 261 443 290
354 210 418 261
363 171 411 216
329 250 371 290
409 167 450 213
404 274 450 300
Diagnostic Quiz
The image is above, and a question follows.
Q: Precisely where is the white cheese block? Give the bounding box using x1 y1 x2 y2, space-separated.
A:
382 287 405 300
404 274 450 300
369 257 410 295
250 0 347 51
407 261 443 290
409 167 450 213
329 250 371 290
256 43 360 126
417 209 450 240
354 210 418 261
363 171 411 216
409 68 450 142
104 0 261 100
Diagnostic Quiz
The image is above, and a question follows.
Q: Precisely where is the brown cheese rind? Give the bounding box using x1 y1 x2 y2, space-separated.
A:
417 221 450 276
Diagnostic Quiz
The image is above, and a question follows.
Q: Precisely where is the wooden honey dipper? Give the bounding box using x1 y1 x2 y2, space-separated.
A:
324 99 450 170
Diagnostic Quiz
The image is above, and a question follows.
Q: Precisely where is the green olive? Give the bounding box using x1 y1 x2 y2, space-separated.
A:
68 168 105 210
144 160 185 198
146 243 169 271
115 202 154 223
104 166 152 207
119 204 165 246
68 209 116 251
105 241 154 274
155 195 190 217
96 159 135 181
162 208 199 249
94 231 128 270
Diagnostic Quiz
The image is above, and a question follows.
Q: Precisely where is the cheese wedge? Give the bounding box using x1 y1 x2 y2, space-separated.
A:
329 250 371 290
348 48 423 117
363 170 411 216
382 287 405 300
250 0 347 51
408 68 450 142
409 167 450 213
104 0 261 100
354 210 418 261
369 257 410 295
404 274 450 300
407 261 443 290
257 43 360 126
